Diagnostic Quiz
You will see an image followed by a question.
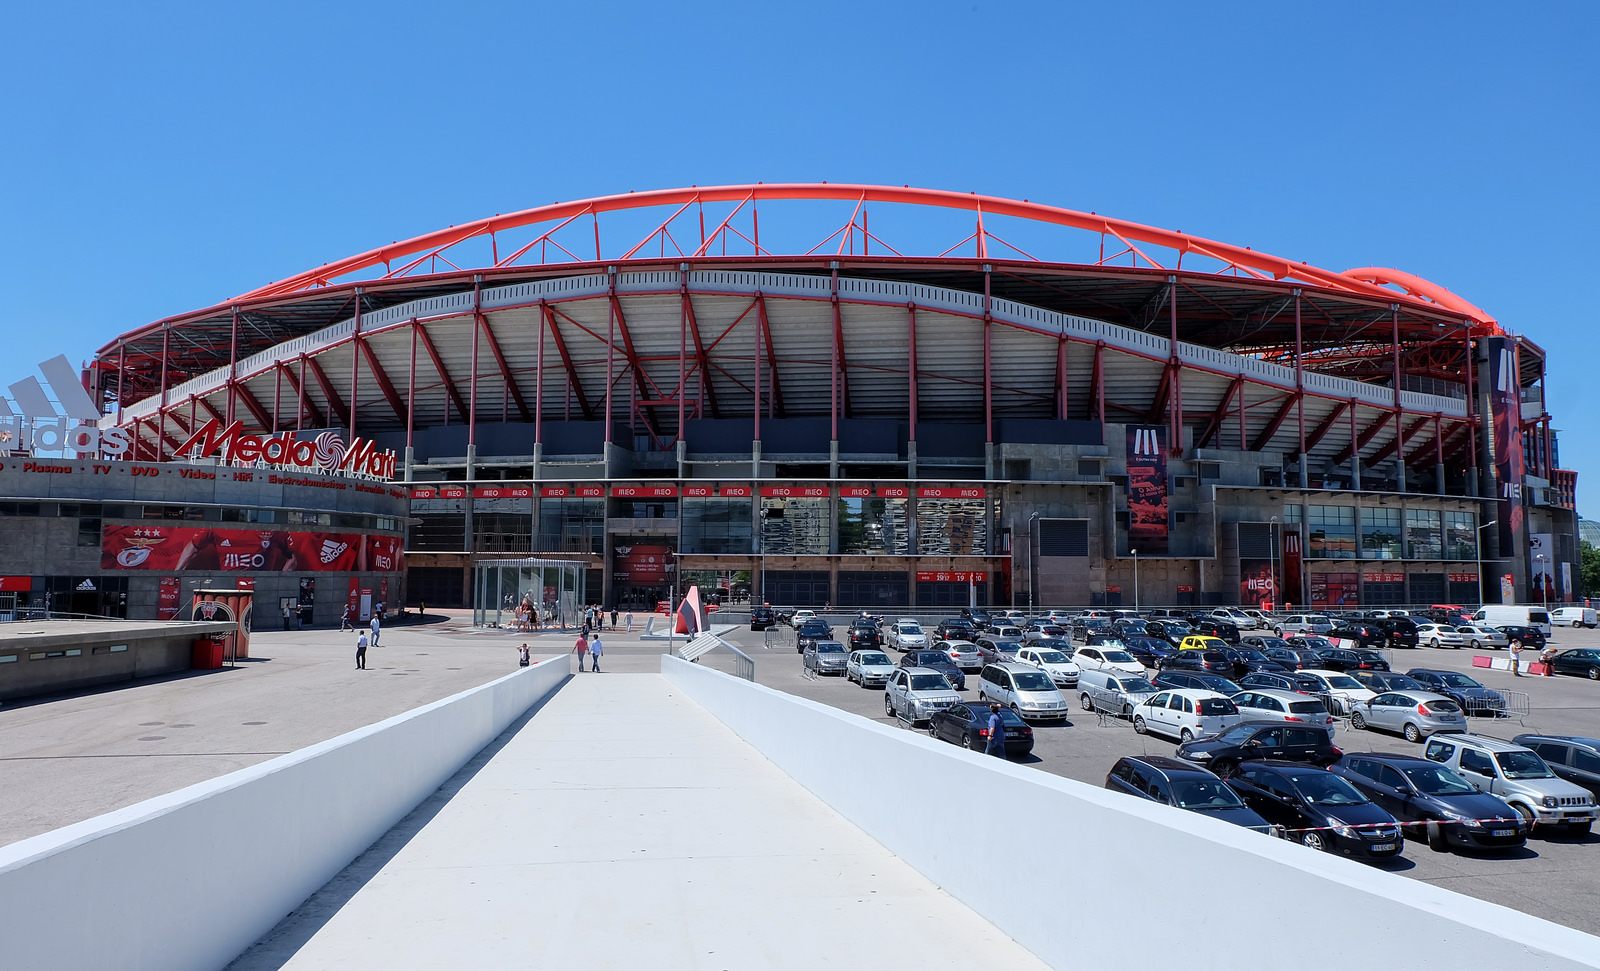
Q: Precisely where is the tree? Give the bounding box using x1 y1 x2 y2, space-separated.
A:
1581 542 1600 599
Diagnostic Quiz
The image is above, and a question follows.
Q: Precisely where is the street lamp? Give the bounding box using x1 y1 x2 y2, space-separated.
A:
1476 519 1497 605
1028 512 1040 614
1269 516 1279 610
1536 553 1549 612
1131 548 1139 612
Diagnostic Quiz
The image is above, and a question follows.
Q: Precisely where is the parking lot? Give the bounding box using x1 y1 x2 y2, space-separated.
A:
732 622 1600 936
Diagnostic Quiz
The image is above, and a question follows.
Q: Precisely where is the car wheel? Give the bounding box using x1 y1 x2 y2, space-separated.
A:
1471 640 1482 651
1402 722 1423 743
885 697 895 717
1080 693 1094 712
1426 820 1450 852
961 734 973 750
1430 639 1441 649
1514 803 1537 833
1351 711 1367 730
1134 715 1148 735
1301 831 1327 852
927 721 937 738
1180 728 1194 742
1588 667 1599 681
1121 703 1133 718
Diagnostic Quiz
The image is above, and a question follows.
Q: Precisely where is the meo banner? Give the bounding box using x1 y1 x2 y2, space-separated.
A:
102 524 401 573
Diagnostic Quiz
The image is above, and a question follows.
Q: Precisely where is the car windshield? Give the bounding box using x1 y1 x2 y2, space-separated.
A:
1306 616 1331 625
1235 648 1269 661
1297 638 1331 650
1117 677 1155 692
1013 671 1056 691
1035 650 1070 663
1323 675 1363 690
818 643 845 653
1254 637 1289 650
909 674 951 691
913 653 946 665
1199 677 1240 693
1216 724 1262 743
1383 676 1422 690
1402 764 1477 795
899 624 923 634
1289 772 1368 806
1102 650 1135 663
1172 779 1246 809
1495 751 1554 779
859 652 891 665
1439 673 1482 689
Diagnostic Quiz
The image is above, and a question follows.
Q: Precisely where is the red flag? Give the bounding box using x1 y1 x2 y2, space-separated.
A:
675 586 703 636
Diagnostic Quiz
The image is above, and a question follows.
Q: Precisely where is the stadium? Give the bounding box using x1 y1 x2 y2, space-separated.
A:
84 184 1580 613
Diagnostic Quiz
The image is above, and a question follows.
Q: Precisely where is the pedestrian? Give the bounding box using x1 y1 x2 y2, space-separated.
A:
518 642 531 668
281 602 292 631
572 632 590 672
340 604 353 632
420 601 427 620
590 632 604 672
1509 638 1523 677
611 607 619 630
370 613 381 648
355 630 368 669
1540 645 1559 677
984 703 1007 758
626 611 635 632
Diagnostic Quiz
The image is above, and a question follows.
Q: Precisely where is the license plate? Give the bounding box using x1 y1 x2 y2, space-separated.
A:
1491 829 1515 837
1565 815 1593 822
1370 843 1395 852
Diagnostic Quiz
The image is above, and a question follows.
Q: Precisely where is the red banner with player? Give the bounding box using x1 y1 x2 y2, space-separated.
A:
102 525 402 573
1125 425 1169 554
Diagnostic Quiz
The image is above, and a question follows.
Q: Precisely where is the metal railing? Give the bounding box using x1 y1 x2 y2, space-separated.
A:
763 626 798 651
676 630 755 682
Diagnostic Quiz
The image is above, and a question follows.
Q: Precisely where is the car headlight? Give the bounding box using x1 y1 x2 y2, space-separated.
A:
1543 796 1559 808
1458 816 1485 828
1330 822 1357 838
1188 750 1211 759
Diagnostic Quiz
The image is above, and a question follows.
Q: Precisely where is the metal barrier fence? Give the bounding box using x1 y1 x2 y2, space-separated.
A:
1465 687 1532 724
763 626 798 651
676 631 756 682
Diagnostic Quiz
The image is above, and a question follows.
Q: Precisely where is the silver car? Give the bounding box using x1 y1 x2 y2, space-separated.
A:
803 640 849 676
1077 668 1158 718
976 637 1022 664
1456 625 1509 650
846 649 896 688
1276 614 1335 637
1350 690 1466 742
935 638 984 672
884 667 961 725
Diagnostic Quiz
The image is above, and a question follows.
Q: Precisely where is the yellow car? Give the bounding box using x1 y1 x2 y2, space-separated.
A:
1178 635 1230 652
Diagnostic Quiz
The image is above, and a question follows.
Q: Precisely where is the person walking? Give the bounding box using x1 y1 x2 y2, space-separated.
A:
370 613 382 649
589 632 604 672
984 703 1007 758
355 629 369 669
419 601 427 621
572 632 590 672
340 604 353 632
1509 638 1523 677
518 642 531 668
281 602 292 631
610 607 619 630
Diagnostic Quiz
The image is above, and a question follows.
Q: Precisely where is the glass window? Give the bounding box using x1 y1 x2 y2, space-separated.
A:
681 499 752 555
760 497 830 555
1405 508 1442 559
1307 505 1356 559
1444 511 1477 561
614 499 678 520
1361 507 1401 559
916 498 988 555
1310 572 1359 608
837 497 910 555
1459 748 1494 777
537 499 605 554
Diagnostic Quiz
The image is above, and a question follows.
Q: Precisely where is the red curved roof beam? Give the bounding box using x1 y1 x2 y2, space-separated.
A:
229 183 1499 333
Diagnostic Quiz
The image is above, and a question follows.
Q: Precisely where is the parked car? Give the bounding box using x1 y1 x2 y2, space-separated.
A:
1471 605 1553 638
1072 618 1114 642
1220 645 1289 677
1022 622 1069 643
847 621 883 650
1423 733 1596 834
1240 634 1292 653
790 609 818 627
1177 635 1231 653
886 620 927 651
1327 622 1386 650
1348 649 1391 672
1078 669 1159 718
960 607 994 630
1187 619 1242 645
1228 691 1338 736
1145 620 1193 645
845 649 896 688
884 668 962 725
1156 652 1207 674
1132 689 1242 741
1415 623 1469 650
1122 635 1177 667
1241 608 1271 629
989 624 1024 641
1072 645 1144 676
1013 645 1081 688
1544 648 1600 680
802 640 849 676
1453 625 1509 651
1494 624 1547 650
1106 755 1271 832
1349 670 1425 693
1331 753 1526 852
1263 645 1324 671
795 618 833 652
1371 616 1421 650
1285 635 1335 653
1297 669 1377 715
1276 614 1335 637
1226 761 1404 858
1208 607 1255 628
1514 735 1600 799
1308 648 1363 673
1551 607 1599 629
927 701 1034 757
977 662 1071 721
1153 670 1243 696
930 638 983 673
1111 618 1151 639
750 605 777 631
899 650 967 690
1405 669 1507 717
1177 720 1342 776
1348 690 1466 742
975 637 1023 665
1238 669 1326 695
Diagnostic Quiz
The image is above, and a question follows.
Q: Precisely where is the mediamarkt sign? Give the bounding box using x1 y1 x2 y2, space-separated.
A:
175 419 397 480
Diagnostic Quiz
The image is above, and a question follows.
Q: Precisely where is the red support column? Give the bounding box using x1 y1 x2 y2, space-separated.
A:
1295 290 1307 486
1168 276 1182 456
350 289 362 438
535 303 546 448
406 320 418 456
678 266 689 443
297 355 308 430
115 345 126 428
227 306 240 426
1056 336 1068 421
830 266 840 440
468 286 480 450
158 326 170 460
1391 304 1404 488
753 285 762 442
907 303 919 434
1464 323 1478 493
271 357 282 433
982 266 993 445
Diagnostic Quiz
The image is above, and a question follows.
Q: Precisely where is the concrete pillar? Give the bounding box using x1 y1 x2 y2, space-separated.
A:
907 440 918 479
752 439 763 482
403 445 414 483
676 439 687 478
1298 454 1309 490
986 442 997 480
829 439 839 479
1435 462 1445 495
1395 456 1407 494
464 443 477 555
532 441 544 481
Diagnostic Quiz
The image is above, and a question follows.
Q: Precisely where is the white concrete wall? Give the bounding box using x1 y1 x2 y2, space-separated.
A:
0 656 569 971
662 655 1600 969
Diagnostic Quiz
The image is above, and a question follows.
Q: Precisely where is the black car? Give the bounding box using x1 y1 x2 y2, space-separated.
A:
1073 619 1113 642
1225 760 1404 859
1286 635 1335 653
1327 623 1386 649
1221 645 1289 677
1544 648 1600 680
1350 670 1425 693
749 605 777 631
1332 753 1527 851
1105 755 1271 832
1176 721 1343 777
1514 735 1600 798
1152 670 1242 696
1123 635 1178 668
928 702 1033 757
1146 620 1193 646
1497 624 1547 649
1112 618 1151 638
1264 646 1324 671
1156 652 1207 673
1405 668 1507 716
1348 649 1391 672
796 619 832 652
1187 618 1242 645
935 618 979 641
1238 670 1325 694
1311 647 1363 672
848 622 882 650
961 608 994 630
900 650 967 690
1240 634 1293 653
1373 617 1420 649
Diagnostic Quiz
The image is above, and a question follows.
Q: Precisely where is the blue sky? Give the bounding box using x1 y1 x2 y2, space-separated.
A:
3 2 1595 509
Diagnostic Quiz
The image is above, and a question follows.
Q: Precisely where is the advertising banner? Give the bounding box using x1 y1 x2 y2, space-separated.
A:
157 577 181 620
1561 562 1573 603
614 543 672 584
1282 529 1303 609
1239 560 1274 607
298 578 315 623
1486 336 1525 553
1125 425 1169 554
102 525 401 573
346 577 360 621
1530 532 1555 603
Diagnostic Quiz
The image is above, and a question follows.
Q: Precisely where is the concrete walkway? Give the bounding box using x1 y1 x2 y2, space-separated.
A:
235 672 1046 969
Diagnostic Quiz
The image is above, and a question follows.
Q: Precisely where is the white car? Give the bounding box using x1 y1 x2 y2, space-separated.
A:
790 609 818 627
1014 645 1081 688
990 624 1024 640
888 620 927 650
1298 669 1377 715
845 649 896 688
1415 623 1470 650
1241 608 1270 628
884 667 961 725
1072 646 1145 676
1229 689 1336 736
1455 625 1509 650
1210 607 1254 628
1132 689 1242 742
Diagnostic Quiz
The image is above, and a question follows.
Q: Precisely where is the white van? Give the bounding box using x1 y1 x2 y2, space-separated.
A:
1551 607 1597 629
1471 604 1553 638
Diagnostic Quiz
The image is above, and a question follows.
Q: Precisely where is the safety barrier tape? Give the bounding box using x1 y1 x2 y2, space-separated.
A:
1270 815 1526 836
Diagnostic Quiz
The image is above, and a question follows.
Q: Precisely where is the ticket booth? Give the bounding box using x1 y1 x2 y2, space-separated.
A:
191 588 255 661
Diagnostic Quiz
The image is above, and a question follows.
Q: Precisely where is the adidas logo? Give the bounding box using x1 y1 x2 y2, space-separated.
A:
1130 426 1162 458
319 539 350 564
0 355 132 456
1496 347 1515 395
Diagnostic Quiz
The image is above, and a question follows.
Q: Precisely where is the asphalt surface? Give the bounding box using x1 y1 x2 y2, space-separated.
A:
730 622 1600 937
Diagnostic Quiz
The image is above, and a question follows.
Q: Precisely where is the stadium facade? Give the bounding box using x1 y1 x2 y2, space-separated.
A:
74 184 1580 612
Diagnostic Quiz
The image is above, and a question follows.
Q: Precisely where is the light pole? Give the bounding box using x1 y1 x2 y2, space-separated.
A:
1475 519 1497 605
1536 553 1548 612
1131 548 1139 612
1028 512 1040 614
1269 516 1279 610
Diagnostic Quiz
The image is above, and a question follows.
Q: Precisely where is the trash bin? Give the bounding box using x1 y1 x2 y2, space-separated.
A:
191 636 225 670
